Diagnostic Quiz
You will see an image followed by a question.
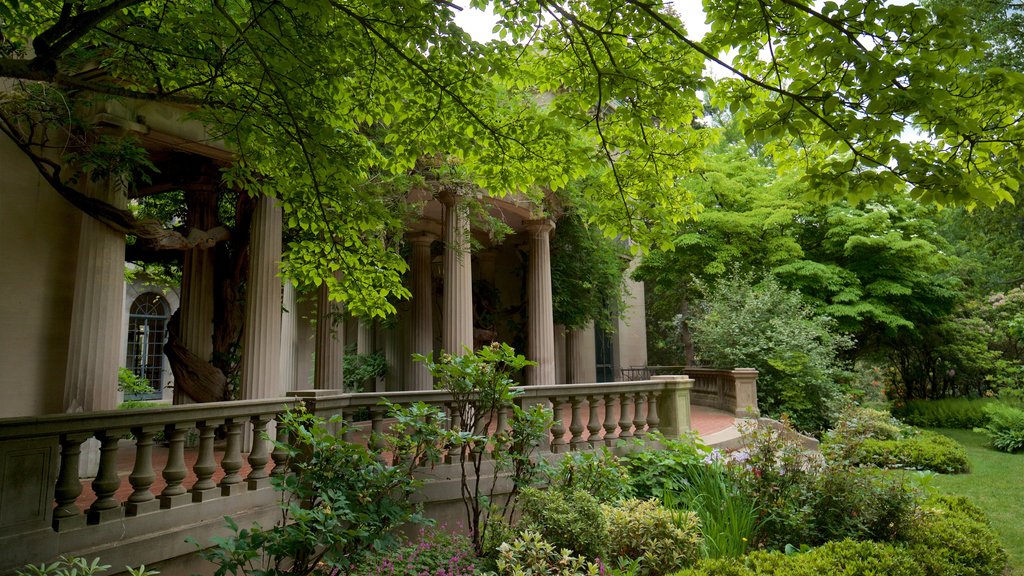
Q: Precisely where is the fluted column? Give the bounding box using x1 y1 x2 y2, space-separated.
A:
408 232 435 390
279 281 299 392
314 270 344 390
64 177 126 414
175 187 217 404
440 191 473 354
525 219 556 386
567 322 598 384
239 195 283 401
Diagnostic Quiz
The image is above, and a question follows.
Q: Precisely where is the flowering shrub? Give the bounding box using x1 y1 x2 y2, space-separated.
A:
623 432 707 499
727 419 823 549
351 527 477 576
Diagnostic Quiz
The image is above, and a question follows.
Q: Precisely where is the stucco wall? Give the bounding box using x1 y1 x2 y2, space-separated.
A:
615 259 648 376
0 134 82 417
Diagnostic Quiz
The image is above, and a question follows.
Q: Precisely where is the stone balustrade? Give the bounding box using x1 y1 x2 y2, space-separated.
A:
621 366 759 418
0 377 693 574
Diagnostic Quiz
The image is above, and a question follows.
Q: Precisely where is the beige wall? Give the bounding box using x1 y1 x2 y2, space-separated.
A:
0 134 82 417
614 259 648 376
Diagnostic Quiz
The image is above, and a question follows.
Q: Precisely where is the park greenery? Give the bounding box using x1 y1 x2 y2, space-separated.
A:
5 0 1024 574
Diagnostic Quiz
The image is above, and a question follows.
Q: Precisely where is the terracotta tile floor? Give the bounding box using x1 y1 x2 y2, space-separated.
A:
73 405 735 511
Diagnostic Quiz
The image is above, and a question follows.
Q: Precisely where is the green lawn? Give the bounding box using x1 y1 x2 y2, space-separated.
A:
931 428 1024 575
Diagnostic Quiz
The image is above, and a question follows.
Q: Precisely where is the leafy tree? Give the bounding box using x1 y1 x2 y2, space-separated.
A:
637 143 804 365
1 0 1021 316
549 211 628 331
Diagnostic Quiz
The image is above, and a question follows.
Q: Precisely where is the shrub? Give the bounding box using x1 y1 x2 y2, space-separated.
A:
494 530 601 576
849 431 969 473
690 272 853 434
352 527 477 576
198 405 445 576
518 487 608 560
549 448 632 503
18 558 157 576
903 495 1008 576
891 398 994 429
624 432 707 499
823 407 969 473
976 402 1024 452
674 540 923 576
602 498 701 576
748 539 923 576
810 467 920 544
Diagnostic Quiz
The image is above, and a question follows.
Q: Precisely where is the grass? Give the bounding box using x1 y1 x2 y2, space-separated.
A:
930 428 1024 575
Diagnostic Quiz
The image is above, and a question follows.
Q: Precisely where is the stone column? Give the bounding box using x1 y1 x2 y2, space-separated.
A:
314 271 344 390
567 322 598 384
279 281 299 392
174 187 217 404
525 219 556 386
440 192 473 354
64 178 126 477
239 195 283 401
383 320 402 392
408 232 435 390
64 177 126 414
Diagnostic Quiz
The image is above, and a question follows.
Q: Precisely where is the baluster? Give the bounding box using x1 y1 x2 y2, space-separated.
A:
587 395 603 448
191 420 221 502
160 424 191 508
219 419 244 496
569 396 585 450
496 404 509 436
550 397 568 453
126 426 160 516
270 423 290 477
646 390 661 437
53 433 89 531
618 392 634 441
247 416 271 490
473 408 489 457
446 402 463 464
602 393 619 448
87 430 124 524
632 392 647 439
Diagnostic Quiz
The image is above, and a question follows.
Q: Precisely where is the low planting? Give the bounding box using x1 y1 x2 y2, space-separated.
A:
823 407 969 473
976 402 1024 453
892 398 995 429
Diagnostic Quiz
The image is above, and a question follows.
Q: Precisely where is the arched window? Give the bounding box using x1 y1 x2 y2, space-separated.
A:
125 293 170 400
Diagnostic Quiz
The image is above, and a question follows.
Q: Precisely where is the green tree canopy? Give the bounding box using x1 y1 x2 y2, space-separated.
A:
1 0 1022 317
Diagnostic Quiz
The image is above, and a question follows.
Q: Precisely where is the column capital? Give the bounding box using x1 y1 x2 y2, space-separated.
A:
524 218 555 236
406 231 437 246
436 188 461 207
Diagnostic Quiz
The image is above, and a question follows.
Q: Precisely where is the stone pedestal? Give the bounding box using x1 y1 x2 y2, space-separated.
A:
239 195 283 401
408 233 435 389
440 192 472 354
525 219 556 386
732 368 760 417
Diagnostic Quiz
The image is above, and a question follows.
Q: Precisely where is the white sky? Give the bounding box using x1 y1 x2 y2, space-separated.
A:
453 1 711 42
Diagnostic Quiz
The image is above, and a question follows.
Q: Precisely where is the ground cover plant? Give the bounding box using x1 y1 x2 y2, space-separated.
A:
976 402 1024 453
892 398 996 429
